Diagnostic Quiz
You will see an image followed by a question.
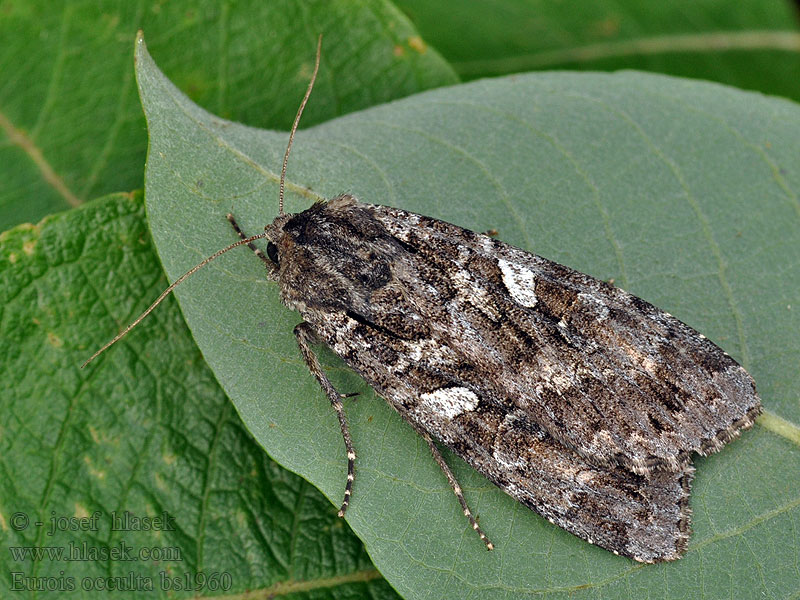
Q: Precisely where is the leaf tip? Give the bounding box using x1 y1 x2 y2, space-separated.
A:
134 30 146 64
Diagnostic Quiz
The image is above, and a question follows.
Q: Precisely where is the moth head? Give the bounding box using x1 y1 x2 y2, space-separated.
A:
264 202 339 312
263 213 292 281
266 196 391 315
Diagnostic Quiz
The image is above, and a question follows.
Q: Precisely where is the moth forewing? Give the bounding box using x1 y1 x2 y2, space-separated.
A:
256 194 761 562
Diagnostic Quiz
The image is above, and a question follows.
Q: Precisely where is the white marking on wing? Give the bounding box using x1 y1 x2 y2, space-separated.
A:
420 387 479 420
498 259 538 307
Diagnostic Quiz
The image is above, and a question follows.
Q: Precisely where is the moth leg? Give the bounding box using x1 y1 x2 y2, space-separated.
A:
294 322 356 518
411 424 494 551
226 213 270 265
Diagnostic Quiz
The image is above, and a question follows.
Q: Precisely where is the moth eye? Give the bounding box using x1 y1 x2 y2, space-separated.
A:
267 242 279 265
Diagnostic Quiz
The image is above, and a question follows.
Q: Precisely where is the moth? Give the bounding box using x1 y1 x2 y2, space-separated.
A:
86 37 762 563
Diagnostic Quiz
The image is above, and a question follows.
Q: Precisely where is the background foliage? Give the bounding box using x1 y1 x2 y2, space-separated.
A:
1 1 799 599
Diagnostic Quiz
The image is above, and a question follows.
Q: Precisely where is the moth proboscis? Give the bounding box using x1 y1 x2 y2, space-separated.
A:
86 36 762 563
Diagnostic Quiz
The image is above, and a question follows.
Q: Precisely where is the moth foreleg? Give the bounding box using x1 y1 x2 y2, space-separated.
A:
294 322 356 518
226 213 270 265
411 424 494 551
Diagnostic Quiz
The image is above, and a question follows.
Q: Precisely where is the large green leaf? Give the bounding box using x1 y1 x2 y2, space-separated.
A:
0 192 399 599
137 24 800 600
0 0 456 230
395 0 800 100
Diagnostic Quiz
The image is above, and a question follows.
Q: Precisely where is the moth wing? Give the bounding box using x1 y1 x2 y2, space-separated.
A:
312 300 692 561
285 197 712 559
439 400 693 562
366 203 761 474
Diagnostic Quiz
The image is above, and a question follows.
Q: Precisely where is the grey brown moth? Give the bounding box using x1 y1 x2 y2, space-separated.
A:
86 37 762 563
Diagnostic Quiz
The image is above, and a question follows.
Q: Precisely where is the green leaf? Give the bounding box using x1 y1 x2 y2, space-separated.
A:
137 23 800 600
394 0 800 101
0 192 399 599
0 0 456 230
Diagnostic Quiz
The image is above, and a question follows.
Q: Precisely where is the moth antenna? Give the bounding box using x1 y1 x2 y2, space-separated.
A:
279 34 322 216
85 36 321 368
82 232 268 368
